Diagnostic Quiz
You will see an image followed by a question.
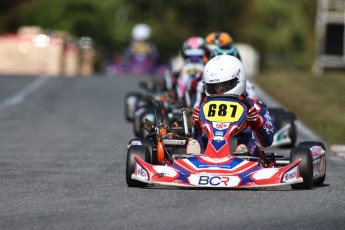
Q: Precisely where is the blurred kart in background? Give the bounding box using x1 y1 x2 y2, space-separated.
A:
268 108 297 148
124 57 202 138
124 78 184 138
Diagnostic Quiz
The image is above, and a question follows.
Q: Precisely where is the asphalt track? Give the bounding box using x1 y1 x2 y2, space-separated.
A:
0 74 344 230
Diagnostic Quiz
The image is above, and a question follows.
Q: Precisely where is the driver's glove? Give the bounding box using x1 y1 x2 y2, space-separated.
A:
192 106 200 128
192 106 203 137
246 107 264 130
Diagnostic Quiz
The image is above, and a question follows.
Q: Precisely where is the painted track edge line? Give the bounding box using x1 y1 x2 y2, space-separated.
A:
0 75 50 110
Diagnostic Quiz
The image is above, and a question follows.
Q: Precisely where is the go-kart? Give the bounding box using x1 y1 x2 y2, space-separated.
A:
124 77 170 123
124 80 157 122
124 79 191 138
125 95 326 189
269 108 297 148
132 98 192 138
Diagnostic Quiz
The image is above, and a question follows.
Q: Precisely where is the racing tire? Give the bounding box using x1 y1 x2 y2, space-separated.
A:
132 105 147 137
133 106 155 138
290 147 313 190
297 141 326 151
298 141 326 186
126 145 151 187
124 92 143 122
279 113 297 148
128 138 155 165
139 112 155 138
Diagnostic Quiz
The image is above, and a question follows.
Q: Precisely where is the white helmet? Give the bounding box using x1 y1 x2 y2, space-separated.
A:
203 55 247 96
132 23 151 41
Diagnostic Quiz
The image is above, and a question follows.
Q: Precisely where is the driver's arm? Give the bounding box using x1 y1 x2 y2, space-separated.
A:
247 98 275 147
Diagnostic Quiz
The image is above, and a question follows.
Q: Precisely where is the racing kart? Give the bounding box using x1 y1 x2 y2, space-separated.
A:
124 78 190 138
124 77 170 122
132 96 193 138
125 95 326 189
269 108 297 148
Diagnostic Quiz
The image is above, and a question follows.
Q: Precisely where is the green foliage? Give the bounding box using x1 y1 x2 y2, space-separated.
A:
254 70 345 145
242 0 317 69
0 0 317 68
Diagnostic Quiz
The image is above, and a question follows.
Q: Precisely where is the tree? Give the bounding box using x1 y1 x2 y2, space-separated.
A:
0 0 317 69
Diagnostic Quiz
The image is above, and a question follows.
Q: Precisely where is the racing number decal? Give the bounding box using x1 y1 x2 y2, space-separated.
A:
203 101 244 123
131 42 151 54
186 68 198 76
208 104 237 117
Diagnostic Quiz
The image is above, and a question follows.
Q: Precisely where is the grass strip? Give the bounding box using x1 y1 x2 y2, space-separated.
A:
253 70 345 146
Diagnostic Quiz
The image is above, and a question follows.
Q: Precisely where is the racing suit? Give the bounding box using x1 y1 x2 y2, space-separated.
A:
123 40 158 73
186 71 204 109
170 61 205 107
192 96 275 158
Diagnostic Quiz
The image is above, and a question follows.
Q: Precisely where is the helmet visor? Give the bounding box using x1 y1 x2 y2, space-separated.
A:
188 55 203 62
205 78 238 95
219 44 232 50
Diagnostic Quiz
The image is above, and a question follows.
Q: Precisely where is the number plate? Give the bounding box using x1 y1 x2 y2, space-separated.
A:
202 100 245 123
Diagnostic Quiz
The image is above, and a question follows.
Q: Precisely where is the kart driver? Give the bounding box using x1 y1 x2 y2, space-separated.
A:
205 31 257 98
171 36 213 108
205 31 241 60
192 55 275 162
123 23 158 74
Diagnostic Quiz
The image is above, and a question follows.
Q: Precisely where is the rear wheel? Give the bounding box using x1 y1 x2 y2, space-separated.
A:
290 147 313 190
298 141 326 186
279 113 297 148
126 145 151 187
133 106 146 137
139 112 156 138
133 106 155 138
124 93 143 122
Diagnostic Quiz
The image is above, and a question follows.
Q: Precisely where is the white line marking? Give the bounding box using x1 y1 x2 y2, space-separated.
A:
0 76 50 110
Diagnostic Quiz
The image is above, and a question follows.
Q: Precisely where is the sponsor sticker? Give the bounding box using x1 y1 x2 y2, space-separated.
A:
214 122 230 130
311 146 322 152
136 163 148 180
215 131 224 136
162 139 186 145
284 172 297 181
131 140 142 145
189 175 241 187
282 166 298 183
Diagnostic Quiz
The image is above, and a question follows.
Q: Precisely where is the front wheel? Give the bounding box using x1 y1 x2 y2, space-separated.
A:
126 145 151 187
290 147 313 190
